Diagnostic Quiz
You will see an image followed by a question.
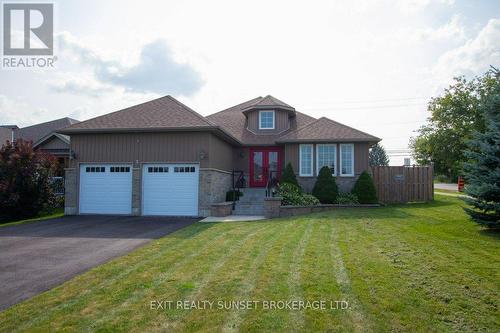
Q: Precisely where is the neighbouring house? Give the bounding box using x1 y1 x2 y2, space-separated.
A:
1 118 80 175
0 125 18 144
59 95 380 217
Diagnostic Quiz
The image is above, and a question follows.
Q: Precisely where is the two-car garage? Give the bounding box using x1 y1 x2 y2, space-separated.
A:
78 164 199 216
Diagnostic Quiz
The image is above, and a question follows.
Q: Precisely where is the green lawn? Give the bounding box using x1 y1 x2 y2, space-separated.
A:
1 195 498 332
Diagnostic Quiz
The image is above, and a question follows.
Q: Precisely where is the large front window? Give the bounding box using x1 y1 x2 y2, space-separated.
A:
299 144 313 176
259 110 275 129
317 144 336 175
340 144 354 176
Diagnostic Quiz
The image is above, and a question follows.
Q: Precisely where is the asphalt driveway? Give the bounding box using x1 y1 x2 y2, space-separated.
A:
0 215 198 311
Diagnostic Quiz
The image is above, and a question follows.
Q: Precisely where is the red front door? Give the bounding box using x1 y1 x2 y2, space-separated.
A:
249 147 282 187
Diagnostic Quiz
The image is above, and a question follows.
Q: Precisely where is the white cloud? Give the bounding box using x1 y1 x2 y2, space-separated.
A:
413 15 466 42
58 32 203 96
0 95 48 127
432 18 500 88
396 0 455 14
48 73 115 97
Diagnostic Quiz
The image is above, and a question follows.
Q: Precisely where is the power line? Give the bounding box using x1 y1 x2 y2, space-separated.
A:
303 96 429 105
302 102 427 111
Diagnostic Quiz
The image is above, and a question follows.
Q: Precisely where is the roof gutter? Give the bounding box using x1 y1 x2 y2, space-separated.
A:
275 137 381 144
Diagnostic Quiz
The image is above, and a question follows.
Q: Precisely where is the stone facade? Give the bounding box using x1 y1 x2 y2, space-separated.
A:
64 168 77 215
198 169 233 217
132 168 141 216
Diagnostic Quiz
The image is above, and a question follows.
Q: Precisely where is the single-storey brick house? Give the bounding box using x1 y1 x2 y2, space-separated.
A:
60 95 380 216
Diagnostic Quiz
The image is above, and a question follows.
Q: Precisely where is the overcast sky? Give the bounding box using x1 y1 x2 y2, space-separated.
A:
1 0 499 164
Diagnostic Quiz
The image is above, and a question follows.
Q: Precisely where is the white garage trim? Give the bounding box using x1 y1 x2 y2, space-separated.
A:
142 163 199 216
79 164 132 215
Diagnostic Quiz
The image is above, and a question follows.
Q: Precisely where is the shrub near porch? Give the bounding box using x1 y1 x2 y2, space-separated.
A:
0 194 498 332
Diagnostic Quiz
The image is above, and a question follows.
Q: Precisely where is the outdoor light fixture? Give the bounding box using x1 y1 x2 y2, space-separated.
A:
199 150 207 160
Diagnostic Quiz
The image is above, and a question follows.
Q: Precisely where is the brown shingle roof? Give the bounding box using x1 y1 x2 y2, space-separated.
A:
276 117 380 143
241 95 295 112
206 97 316 145
61 96 216 133
15 117 79 143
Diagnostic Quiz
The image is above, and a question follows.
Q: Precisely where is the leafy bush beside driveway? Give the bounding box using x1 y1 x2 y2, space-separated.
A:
0 140 58 223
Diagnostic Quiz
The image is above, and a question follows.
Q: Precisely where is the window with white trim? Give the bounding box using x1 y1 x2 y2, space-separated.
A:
299 144 313 176
316 144 336 176
340 144 354 176
259 110 275 129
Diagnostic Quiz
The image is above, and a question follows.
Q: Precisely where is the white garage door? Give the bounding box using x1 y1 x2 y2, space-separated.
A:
142 164 199 216
79 164 132 214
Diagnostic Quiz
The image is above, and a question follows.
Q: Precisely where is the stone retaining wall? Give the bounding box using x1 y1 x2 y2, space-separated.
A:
264 196 379 218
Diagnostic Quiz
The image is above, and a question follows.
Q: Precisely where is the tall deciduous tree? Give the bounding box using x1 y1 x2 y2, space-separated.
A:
369 143 389 166
410 70 498 181
0 140 57 222
463 68 500 229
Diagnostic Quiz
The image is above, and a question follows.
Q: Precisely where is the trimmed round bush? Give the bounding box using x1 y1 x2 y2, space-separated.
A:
312 166 338 204
351 171 378 204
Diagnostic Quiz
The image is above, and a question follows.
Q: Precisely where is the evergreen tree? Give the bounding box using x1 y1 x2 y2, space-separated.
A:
281 162 301 191
351 171 378 204
369 143 390 166
463 68 500 228
312 166 338 204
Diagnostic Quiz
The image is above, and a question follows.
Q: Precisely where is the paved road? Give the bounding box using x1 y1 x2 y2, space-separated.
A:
0 215 198 311
435 183 458 191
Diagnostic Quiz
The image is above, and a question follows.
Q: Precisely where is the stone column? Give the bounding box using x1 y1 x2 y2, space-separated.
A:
64 168 77 215
264 197 282 218
132 168 141 216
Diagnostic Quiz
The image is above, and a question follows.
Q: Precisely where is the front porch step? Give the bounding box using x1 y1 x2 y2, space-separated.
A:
238 188 266 201
232 187 266 215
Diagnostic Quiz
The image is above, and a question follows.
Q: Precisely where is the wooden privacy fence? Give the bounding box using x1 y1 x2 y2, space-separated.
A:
370 165 434 204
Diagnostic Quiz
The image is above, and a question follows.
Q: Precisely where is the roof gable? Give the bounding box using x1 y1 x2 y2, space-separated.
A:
33 132 70 148
62 96 215 132
241 95 295 112
276 117 380 143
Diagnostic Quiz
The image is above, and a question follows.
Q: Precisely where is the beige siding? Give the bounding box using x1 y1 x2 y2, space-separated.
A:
246 109 290 134
232 147 249 174
70 132 215 168
284 142 370 176
208 134 234 172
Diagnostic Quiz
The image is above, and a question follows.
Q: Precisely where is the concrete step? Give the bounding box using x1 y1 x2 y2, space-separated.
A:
233 200 265 215
233 208 265 215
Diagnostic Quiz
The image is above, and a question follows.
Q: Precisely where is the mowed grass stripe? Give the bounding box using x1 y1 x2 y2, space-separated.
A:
329 218 371 332
237 218 311 332
285 216 313 331
219 221 299 333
